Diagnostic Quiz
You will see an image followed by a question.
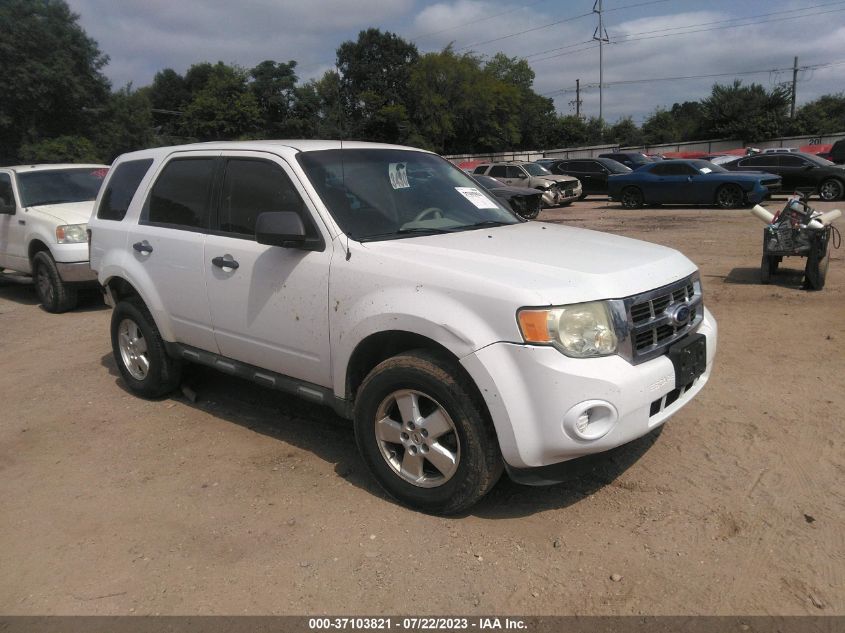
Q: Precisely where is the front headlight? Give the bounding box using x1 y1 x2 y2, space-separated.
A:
56 224 88 244
517 301 618 358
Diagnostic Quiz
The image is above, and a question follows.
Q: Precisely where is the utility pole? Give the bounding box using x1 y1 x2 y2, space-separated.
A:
593 0 609 122
568 79 583 118
790 56 798 118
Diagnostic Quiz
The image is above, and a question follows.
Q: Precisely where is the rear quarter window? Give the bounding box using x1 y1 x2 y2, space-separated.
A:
96 159 154 221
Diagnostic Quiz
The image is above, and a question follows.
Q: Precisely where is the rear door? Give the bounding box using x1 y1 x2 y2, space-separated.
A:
131 153 218 352
203 152 333 387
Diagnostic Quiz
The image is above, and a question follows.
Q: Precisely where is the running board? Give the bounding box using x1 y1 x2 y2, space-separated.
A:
163 342 353 419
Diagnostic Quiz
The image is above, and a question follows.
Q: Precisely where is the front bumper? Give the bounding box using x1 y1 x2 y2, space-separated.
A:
55 261 97 283
460 306 717 470
541 182 582 207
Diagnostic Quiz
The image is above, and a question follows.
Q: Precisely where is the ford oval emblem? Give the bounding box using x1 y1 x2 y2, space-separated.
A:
670 304 691 326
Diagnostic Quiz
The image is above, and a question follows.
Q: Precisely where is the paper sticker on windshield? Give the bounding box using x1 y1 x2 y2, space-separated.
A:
455 187 498 209
699 167 712 174
389 163 410 189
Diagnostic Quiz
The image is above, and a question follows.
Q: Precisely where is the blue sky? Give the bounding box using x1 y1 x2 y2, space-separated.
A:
67 0 845 124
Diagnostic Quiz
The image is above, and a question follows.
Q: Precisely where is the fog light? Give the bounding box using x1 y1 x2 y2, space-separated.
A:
563 400 618 441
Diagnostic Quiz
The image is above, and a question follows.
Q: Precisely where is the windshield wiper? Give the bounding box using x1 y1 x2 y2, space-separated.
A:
358 227 456 242
454 220 512 231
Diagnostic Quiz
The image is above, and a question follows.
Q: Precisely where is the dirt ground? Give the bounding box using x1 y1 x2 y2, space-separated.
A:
1 196 843 616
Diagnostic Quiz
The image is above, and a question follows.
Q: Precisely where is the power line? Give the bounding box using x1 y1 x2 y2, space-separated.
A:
541 59 845 96
528 2 845 64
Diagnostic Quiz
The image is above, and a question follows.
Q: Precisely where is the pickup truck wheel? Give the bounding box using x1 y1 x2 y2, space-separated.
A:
354 350 502 514
111 299 182 398
621 187 644 209
32 251 78 313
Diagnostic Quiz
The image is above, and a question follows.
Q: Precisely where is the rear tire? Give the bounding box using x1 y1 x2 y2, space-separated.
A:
32 251 78 313
621 187 644 209
111 298 182 398
353 349 502 515
818 178 843 201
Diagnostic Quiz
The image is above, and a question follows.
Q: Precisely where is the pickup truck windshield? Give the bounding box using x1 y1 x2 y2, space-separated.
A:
298 149 520 241
18 168 106 207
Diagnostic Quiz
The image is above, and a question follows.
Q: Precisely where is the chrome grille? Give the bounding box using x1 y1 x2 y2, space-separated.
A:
618 274 703 364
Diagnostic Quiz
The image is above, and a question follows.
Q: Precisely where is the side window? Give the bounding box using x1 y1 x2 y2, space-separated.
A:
506 166 524 178
97 159 153 221
145 158 215 230
488 165 507 177
0 173 14 209
473 165 488 174
741 156 777 168
218 159 305 237
779 156 804 167
651 164 670 176
673 163 698 176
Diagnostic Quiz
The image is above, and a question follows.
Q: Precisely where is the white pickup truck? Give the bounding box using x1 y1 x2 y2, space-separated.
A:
88 141 717 514
0 164 107 312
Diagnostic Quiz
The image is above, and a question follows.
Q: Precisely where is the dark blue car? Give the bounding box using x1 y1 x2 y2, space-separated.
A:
607 159 781 209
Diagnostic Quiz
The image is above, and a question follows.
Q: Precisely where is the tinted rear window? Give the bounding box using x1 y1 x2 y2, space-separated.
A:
145 158 215 230
97 159 153 221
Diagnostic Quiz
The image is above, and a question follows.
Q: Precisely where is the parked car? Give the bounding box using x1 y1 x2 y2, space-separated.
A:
543 157 631 198
722 151 845 201
598 152 654 170
472 174 543 219
472 161 581 207
0 163 107 311
88 140 717 514
828 139 845 164
607 159 781 209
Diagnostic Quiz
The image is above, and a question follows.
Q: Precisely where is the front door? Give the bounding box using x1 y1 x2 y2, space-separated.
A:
130 154 218 352
204 154 333 388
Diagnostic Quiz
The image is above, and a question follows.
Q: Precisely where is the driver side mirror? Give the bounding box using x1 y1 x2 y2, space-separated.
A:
255 211 324 251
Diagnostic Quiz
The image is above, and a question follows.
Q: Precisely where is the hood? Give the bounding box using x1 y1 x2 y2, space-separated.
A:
363 221 697 305
28 201 96 225
538 174 579 185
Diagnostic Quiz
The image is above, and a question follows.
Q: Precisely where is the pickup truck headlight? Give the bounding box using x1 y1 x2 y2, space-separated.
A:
55 224 88 244
517 301 618 357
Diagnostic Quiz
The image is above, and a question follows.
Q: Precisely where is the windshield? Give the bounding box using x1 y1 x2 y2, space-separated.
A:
298 149 520 241
523 163 551 176
604 160 631 174
689 160 728 174
17 168 107 207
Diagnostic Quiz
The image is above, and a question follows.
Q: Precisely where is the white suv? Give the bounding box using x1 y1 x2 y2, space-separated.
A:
0 164 107 312
88 141 717 514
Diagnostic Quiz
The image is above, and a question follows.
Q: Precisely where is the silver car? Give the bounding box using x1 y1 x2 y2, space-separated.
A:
473 162 581 207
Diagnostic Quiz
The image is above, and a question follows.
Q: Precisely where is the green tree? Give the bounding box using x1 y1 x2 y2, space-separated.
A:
608 116 643 147
94 85 154 162
180 62 261 141
19 136 102 163
249 60 299 136
788 94 845 135
0 0 110 163
701 80 790 142
336 28 419 141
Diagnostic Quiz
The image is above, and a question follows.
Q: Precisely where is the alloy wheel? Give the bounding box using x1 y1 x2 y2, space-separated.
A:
374 389 460 488
117 318 150 380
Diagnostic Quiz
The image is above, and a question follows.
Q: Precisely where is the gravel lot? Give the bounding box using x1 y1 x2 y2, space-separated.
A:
1 197 843 615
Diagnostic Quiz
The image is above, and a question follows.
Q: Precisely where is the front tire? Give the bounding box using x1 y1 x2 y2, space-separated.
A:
32 251 78 313
818 178 843 201
111 299 182 398
621 187 644 209
353 350 502 514
716 184 744 209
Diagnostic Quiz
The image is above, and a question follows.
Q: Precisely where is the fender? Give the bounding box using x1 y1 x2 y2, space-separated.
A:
330 284 513 398
100 259 176 342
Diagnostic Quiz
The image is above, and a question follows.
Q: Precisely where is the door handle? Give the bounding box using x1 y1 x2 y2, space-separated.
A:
212 255 239 270
132 240 153 254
